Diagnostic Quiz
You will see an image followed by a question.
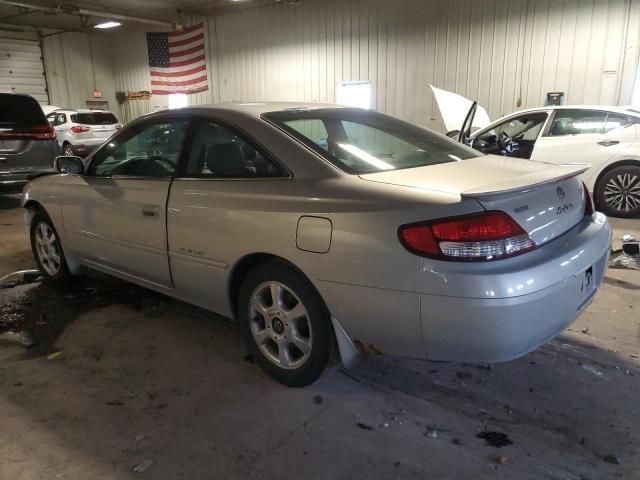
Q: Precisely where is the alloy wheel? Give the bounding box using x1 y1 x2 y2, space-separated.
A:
603 173 640 213
63 145 74 156
248 281 313 370
34 222 61 276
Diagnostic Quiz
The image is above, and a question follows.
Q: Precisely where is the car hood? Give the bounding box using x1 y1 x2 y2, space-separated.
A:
430 85 491 133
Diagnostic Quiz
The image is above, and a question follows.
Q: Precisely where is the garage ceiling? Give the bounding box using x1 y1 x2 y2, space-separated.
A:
0 0 290 34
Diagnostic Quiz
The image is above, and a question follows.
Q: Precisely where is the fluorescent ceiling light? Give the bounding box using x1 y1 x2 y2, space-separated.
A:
94 21 122 29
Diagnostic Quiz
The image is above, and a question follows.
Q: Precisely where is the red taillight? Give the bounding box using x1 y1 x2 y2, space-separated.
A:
583 182 594 216
71 125 90 134
399 211 537 261
0 125 56 139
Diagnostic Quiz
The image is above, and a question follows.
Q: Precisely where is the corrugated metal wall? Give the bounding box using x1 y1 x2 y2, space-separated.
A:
211 0 640 131
42 0 640 130
42 33 117 109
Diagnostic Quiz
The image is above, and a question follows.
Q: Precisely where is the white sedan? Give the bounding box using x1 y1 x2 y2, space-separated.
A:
23 103 611 386
431 87 640 218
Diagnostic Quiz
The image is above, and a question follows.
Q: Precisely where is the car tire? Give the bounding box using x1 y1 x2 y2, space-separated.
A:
595 165 640 218
62 143 74 156
30 212 72 281
238 260 335 387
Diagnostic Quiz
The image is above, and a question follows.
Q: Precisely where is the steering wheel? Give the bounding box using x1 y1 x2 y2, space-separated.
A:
498 131 519 154
140 155 176 176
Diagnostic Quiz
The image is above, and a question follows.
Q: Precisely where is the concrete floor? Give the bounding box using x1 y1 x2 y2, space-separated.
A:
0 193 638 480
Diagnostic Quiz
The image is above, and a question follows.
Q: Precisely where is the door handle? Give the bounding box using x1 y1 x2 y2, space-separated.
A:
142 205 159 218
597 140 619 147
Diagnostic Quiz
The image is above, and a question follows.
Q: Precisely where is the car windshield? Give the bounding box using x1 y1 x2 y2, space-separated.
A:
263 108 481 174
0 93 47 128
71 112 119 125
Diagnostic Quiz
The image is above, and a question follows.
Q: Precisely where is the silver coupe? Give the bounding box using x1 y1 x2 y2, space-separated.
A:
22 103 612 386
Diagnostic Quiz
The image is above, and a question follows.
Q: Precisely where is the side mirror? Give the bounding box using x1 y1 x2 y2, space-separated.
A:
55 155 85 175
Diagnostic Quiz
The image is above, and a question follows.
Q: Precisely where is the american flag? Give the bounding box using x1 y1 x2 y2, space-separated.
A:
146 23 208 95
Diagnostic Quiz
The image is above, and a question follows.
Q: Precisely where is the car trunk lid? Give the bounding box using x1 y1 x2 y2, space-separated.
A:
359 155 590 246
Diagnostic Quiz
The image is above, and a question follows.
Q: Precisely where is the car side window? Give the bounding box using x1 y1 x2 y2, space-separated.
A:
182 120 286 178
56 113 66 125
548 110 608 136
87 119 189 177
47 114 56 126
476 113 547 144
603 113 637 133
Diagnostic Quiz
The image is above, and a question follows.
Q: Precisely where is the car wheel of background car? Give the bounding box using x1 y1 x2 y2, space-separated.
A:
30 213 72 280
595 165 640 218
63 143 74 156
238 260 335 387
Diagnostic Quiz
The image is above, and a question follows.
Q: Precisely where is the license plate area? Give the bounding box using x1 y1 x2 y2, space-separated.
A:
577 265 596 310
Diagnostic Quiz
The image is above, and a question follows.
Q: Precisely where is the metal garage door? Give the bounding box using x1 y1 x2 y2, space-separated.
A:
0 38 48 104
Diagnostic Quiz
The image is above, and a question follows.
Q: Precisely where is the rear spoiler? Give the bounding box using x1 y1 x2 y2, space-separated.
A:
461 163 590 199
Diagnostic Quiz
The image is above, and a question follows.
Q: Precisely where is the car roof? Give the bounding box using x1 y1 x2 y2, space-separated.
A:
54 109 116 114
507 105 640 117
158 101 348 119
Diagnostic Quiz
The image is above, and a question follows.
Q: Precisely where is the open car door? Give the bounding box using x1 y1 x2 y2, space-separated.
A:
429 85 491 137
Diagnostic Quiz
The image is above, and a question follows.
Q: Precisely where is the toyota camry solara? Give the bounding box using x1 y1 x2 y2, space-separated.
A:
22 102 612 386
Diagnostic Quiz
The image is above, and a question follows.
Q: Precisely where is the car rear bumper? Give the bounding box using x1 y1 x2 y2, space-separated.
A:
0 172 29 191
322 213 611 365
420 212 611 362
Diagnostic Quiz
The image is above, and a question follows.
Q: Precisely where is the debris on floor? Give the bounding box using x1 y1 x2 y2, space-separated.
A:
602 454 621 465
609 235 640 270
477 431 513 448
581 364 604 378
356 422 373 431
313 395 323 405
132 459 154 473
496 455 509 465
46 350 62 360
0 269 43 289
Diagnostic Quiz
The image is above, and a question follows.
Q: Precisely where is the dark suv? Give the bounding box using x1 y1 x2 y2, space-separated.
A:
0 93 58 192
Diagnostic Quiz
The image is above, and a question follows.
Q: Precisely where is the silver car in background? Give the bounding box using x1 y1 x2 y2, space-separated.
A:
22 103 611 386
0 93 57 192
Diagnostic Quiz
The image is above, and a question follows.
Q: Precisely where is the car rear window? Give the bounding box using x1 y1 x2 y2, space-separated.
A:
0 93 47 127
71 112 119 125
263 108 480 174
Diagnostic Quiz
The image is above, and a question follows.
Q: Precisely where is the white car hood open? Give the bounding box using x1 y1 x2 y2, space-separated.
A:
430 85 491 133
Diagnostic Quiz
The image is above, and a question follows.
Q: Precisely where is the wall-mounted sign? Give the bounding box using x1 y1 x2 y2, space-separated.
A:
93 91 103 98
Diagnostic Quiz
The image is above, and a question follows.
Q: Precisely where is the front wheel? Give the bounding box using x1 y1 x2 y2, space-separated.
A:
595 165 640 218
30 213 72 280
238 261 334 387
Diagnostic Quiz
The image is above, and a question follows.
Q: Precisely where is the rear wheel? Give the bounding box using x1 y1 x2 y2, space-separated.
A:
238 261 334 387
30 213 72 280
62 143 74 156
595 165 640 218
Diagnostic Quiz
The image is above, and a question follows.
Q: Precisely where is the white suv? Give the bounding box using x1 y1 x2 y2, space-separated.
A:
47 109 122 157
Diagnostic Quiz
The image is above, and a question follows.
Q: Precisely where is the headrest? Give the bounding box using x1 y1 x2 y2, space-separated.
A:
206 142 245 176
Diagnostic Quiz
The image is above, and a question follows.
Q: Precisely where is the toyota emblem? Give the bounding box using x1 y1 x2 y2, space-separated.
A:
556 186 566 200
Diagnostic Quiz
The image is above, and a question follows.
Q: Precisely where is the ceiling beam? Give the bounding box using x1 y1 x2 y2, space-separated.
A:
0 0 176 27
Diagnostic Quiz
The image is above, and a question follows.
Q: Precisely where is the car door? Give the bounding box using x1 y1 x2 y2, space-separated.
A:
470 111 550 159
531 110 637 173
61 116 191 289
167 117 290 313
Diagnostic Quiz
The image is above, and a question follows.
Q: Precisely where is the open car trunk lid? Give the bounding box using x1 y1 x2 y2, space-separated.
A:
360 155 590 247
